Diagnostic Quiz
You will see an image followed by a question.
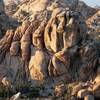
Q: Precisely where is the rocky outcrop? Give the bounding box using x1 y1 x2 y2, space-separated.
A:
86 10 100 40
71 66 100 99
79 42 98 81
12 0 79 22
0 0 19 39
0 0 100 99
0 0 80 83
76 1 97 20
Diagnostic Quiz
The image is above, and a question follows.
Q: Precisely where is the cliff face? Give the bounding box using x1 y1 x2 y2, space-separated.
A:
0 0 100 99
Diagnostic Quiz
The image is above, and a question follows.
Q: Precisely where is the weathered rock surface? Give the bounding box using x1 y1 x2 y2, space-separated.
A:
0 0 100 99
29 47 50 81
79 42 98 81
77 89 90 99
0 0 19 39
55 84 67 97
76 1 97 20
1 0 84 84
84 95 95 100
92 69 100 97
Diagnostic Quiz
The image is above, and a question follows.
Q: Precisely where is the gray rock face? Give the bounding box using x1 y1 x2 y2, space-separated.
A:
0 0 5 12
0 0 19 38
1 53 23 82
79 42 98 81
76 1 97 19
0 30 3 39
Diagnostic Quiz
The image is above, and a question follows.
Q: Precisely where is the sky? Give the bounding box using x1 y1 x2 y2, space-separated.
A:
81 0 100 7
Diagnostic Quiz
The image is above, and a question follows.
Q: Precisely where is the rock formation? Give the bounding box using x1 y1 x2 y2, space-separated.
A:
0 0 100 99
